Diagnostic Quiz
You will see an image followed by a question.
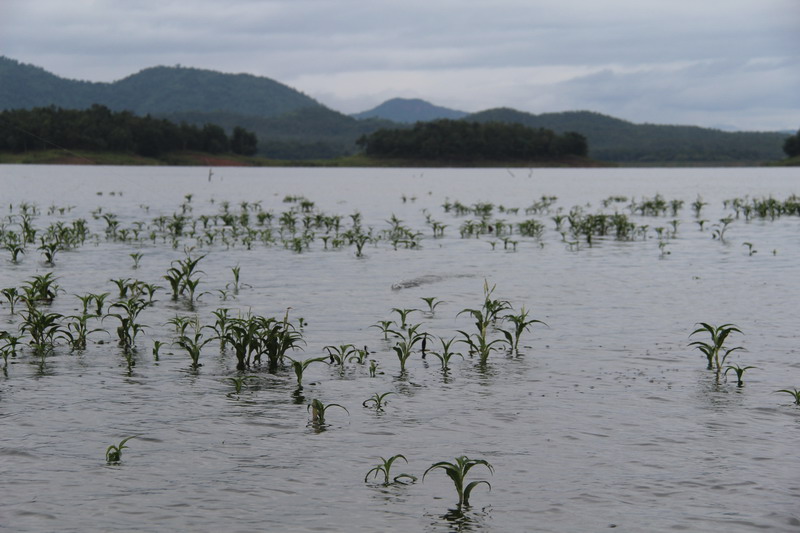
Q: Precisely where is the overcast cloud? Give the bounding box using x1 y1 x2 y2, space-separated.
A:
1 0 798 130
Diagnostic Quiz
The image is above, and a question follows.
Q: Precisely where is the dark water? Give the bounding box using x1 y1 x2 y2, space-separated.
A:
1 165 799 532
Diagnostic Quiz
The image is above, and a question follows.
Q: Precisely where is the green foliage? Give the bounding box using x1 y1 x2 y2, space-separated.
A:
105 436 135 464
423 455 494 507
358 119 588 162
783 129 800 158
689 323 743 371
364 454 417 485
307 399 348 425
362 391 395 411
775 388 800 405
0 104 257 158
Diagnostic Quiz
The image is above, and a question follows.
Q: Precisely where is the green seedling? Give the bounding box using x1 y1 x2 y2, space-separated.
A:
389 323 426 372
38 241 61 264
324 343 357 366
5 242 25 262
500 306 547 353
711 217 734 242
288 356 328 386
362 391 395 411
20 307 65 354
391 307 417 329
1 287 22 314
457 330 509 364
420 297 445 315
226 375 257 395
365 454 417 485
423 455 494 508
775 388 800 405
105 436 135 464
371 320 394 340
152 340 165 361
89 292 110 316
104 297 150 350
21 272 60 303
175 328 214 368
430 336 463 371
63 313 103 351
130 252 143 269
348 346 369 364
742 242 757 256
368 359 382 377
724 365 756 387
307 399 349 424
689 322 743 371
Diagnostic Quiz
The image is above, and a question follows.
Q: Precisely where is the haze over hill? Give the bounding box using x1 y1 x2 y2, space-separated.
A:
0 56 789 164
352 98 468 123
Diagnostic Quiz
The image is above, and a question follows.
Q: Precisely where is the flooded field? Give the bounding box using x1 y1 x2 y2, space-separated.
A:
1 165 799 532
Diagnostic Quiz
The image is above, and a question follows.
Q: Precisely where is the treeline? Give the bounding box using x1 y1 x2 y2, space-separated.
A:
0 104 258 157
784 129 800 158
357 120 588 161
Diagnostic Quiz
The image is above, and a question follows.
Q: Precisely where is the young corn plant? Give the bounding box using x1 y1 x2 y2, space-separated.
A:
307 398 349 425
20 307 65 354
324 343 357 366
775 388 800 405
420 297 445 315
430 336 463 372
175 324 214 369
689 323 743 372
1 287 22 314
226 375 257 396
364 454 417 485
105 297 150 350
423 456 494 508
105 436 135 464
724 365 756 387
500 306 547 353
391 307 417 329
288 356 328 386
389 323 426 372
371 320 394 340
362 391 395 411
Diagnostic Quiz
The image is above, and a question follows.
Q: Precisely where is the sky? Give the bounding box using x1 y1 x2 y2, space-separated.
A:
1 0 798 131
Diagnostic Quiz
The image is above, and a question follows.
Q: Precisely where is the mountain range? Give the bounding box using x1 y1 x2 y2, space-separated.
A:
0 56 789 164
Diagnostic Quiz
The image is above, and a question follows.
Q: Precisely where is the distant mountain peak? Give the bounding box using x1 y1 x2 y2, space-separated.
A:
352 98 468 123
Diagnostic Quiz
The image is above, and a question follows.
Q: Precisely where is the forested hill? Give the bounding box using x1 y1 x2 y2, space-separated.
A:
352 98 468 123
467 108 787 164
0 56 321 118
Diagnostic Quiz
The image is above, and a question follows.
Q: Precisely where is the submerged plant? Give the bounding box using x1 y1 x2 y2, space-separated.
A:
775 388 800 405
430 336 463 371
364 454 417 485
226 375 257 395
689 322 743 372
423 455 494 508
362 391 395 411
500 306 546 353
105 436 135 464
307 398 349 425
724 364 756 387
288 356 327 386
420 296 445 315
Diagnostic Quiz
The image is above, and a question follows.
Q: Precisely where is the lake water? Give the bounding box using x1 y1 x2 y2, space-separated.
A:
1 165 799 532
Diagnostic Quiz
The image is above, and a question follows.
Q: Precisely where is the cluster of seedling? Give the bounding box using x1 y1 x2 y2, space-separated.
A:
363 453 493 509
4 186 800 524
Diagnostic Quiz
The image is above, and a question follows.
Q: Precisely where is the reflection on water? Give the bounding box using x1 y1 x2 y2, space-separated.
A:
1 166 799 532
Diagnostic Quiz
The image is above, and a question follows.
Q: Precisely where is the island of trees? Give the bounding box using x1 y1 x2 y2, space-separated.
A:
356 120 588 163
0 104 258 158
784 129 800 159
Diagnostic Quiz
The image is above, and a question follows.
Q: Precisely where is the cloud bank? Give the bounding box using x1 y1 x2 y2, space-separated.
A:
2 0 798 130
